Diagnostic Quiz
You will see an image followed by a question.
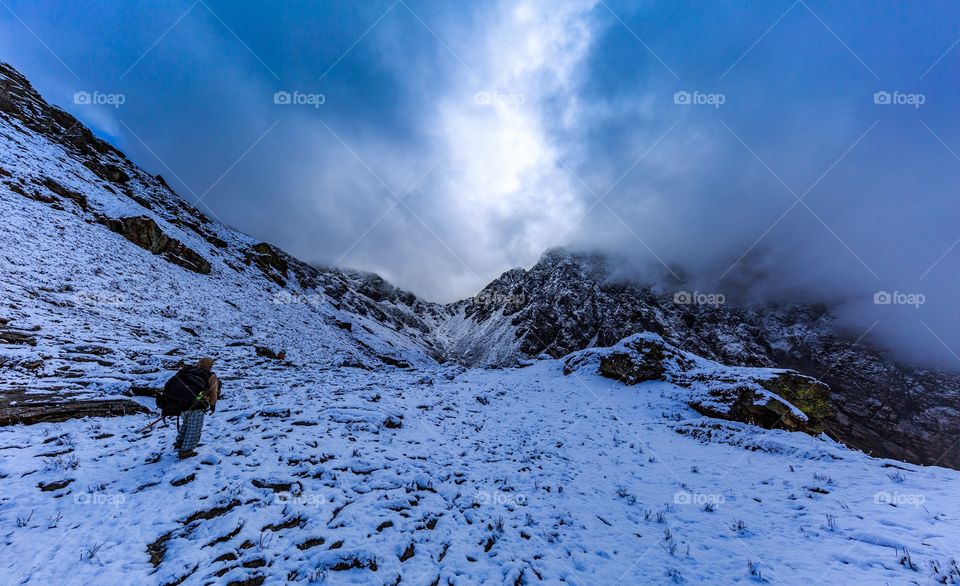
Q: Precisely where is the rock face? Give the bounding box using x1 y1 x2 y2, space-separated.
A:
105 216 211 274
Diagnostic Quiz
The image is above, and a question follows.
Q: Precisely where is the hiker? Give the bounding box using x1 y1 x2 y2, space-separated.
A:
158 357 221 455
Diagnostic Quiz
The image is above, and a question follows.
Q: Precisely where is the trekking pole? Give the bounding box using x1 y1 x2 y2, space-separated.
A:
137 415 165 434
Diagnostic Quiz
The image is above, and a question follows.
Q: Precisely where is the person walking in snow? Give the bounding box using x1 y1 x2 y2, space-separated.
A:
161 357 221 456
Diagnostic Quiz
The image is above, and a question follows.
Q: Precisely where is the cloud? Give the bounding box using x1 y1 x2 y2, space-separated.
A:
4 0 958 367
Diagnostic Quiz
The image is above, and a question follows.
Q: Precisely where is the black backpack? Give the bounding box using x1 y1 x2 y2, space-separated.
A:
158 367 210 417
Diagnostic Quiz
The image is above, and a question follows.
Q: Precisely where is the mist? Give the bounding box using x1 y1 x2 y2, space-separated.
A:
2 0 958 368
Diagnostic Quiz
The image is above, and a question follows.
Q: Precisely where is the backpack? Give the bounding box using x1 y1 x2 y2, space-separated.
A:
158 367 210 417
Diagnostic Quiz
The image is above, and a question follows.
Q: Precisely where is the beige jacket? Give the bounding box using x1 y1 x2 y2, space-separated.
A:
205 372 221 409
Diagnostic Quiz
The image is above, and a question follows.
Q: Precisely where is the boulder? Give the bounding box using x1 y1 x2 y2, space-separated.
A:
595 335 694 384
687 383 825 434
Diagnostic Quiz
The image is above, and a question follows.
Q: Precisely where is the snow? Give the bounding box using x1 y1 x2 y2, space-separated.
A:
4 362 960 584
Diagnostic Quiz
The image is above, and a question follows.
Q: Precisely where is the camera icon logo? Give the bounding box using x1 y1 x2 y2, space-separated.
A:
74 91 92 105
673 291 692 304
273 91 292 105
873 91 891 105
673 91 691 105
874 291 892 304
474 91 492 106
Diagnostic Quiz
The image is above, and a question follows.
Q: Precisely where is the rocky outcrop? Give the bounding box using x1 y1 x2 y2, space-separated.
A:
244 243 289 287
566 333 831 435
594 335 694 384
0 398 149 425
104 216 211 274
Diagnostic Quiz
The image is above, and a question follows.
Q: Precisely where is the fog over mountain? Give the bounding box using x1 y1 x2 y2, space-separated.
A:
2 0 958 367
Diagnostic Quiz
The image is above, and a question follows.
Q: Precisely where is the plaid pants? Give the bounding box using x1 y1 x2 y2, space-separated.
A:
175 410 205 451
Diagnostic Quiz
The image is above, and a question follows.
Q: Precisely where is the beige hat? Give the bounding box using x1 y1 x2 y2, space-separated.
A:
197 357 214 370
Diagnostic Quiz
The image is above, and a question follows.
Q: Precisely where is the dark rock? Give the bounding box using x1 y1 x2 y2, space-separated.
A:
377 354 410 369
687 384 823 434
255 346 279 359
0 399 149 426
251 478 295 492
84 161 129 184
243 243 289 287
38 479 74 492
124 386 162 398
103 216 211 274
181 499 241 524
147 531 173 567
593 336 694 384
40 177 89 211
171 473 196 487
67 344 112 356
0 331 37 346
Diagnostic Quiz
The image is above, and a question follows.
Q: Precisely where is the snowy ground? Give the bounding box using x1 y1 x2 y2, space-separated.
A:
3 357 960 585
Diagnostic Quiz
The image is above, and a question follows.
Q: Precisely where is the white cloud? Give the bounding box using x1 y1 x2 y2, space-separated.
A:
421 0 598 287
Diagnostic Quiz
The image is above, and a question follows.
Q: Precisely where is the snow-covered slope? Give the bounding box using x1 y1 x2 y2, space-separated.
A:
4 62 960 584
0 61 445 406
5 359 960 584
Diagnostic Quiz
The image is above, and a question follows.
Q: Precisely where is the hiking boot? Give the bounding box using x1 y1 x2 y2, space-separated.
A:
178 450 197 459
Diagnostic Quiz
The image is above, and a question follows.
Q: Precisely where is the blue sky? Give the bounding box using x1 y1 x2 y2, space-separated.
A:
2 0 959 365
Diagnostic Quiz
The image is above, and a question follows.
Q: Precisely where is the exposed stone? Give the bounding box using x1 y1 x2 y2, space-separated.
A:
0 399 149 426
104 216 211 274
243 242 289 287
687 385 820 434
595 336 693 384
40 177 89 211
0 331 37 346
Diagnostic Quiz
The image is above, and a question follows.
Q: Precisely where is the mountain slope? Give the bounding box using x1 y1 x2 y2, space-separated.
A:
0 61 446 405
437 248 960 469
